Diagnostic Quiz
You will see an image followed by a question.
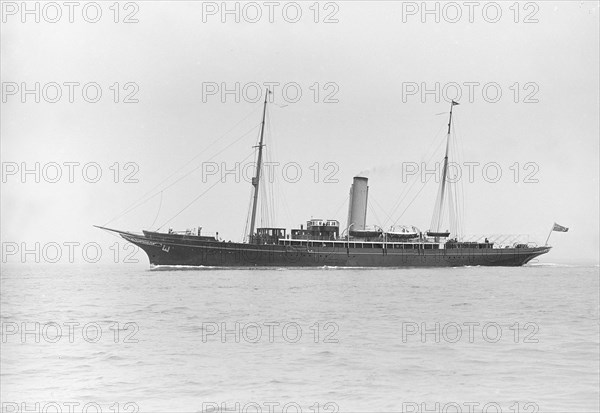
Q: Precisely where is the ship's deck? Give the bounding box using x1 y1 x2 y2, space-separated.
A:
278 239 495 250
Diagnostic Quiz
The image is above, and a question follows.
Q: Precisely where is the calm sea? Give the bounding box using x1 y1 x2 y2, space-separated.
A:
1 264 599 413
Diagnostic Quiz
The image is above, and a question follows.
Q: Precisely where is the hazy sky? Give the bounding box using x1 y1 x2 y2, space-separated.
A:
2 1 598 264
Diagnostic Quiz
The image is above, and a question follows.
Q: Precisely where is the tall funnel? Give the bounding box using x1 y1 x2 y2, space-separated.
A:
347 176 369 232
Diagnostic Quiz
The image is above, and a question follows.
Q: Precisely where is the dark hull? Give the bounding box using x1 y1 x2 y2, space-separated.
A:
121 232 550 268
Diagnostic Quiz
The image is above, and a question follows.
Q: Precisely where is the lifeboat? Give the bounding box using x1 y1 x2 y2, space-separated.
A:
387 225 420 240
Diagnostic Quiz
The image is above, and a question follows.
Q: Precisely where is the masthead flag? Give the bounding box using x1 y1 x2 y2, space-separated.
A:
552 223 569 232
451 100 460 106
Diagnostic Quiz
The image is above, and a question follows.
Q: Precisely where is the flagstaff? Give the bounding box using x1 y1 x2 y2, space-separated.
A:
545 222 569 246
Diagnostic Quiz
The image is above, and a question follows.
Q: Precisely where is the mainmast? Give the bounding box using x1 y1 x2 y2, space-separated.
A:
430 100 459 235
248 89 270 241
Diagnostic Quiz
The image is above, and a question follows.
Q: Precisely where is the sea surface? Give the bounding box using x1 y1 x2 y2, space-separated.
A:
1 264 599 413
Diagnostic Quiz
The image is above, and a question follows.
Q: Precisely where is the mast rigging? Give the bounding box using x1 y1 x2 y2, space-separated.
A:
429 100 459 236
248 89 270 241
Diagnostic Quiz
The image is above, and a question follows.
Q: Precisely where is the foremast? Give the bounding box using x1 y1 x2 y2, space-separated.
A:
248 89 270 241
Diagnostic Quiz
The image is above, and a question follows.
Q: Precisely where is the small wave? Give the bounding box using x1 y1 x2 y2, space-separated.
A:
149 265 220 271
103 355 126 361
527 262 598 268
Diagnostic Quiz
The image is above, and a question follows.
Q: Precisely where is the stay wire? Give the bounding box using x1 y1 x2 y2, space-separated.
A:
103 106 261 226
106 122 261 226
156 149 257 230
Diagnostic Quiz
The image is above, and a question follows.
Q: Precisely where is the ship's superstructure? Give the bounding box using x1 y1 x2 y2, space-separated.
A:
97 92 556 267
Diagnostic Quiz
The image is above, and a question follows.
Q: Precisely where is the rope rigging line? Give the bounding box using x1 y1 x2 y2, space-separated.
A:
389 114 455 229
156 149 257 231
329 193 349 224
370 195 395 228
246 103 290 233
263 125 276 228
104 122 262 226
451 124 462 237
336 194 350 217
382 121 447 228
426 111 465 238
442 115 464 238
268 113 294 229
103 106 262 226
260 172 269 228
150 191 163 228
265 108 281 228
393 174 435 224
242 189 254 242
244 108 272 240
453 116 466 238
367 202 383 228
390 168 435 228
156 180 222 231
